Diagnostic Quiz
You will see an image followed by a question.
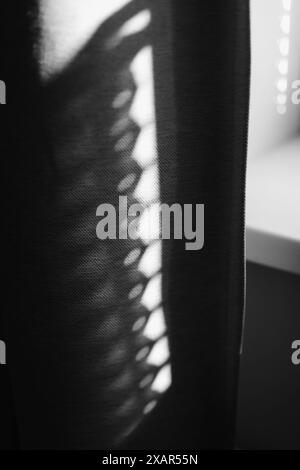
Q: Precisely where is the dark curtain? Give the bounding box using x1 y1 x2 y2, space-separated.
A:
0 0 250 449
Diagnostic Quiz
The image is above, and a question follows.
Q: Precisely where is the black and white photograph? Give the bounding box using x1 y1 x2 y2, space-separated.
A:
0 0 299 454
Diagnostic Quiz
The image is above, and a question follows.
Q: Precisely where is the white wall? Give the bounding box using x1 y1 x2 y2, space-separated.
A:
248 0 300 160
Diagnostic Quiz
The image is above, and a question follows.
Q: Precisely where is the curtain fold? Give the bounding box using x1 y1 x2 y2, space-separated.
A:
1 0 250 449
